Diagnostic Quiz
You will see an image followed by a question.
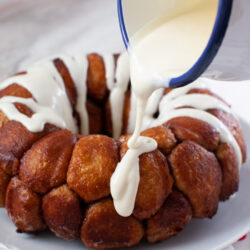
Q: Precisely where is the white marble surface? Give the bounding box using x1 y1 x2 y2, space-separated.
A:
0 0 124 81
0 0 249 249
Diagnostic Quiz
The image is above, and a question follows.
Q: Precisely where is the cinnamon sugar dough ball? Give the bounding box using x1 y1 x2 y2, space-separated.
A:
67 135 120 202
81 199 144 249
168 140 222 218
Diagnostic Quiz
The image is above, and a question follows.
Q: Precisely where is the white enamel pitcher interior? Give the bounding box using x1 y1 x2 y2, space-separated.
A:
120 0 250 82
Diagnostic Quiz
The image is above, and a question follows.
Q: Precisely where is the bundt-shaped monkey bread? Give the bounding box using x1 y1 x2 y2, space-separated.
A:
0 53 246 249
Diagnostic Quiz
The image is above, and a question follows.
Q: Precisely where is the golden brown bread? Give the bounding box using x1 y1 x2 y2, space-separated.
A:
5 177 46 232
87 53 108 102
19 130 76 194
42 185 83 240
146 190 192 243
0 83 32 99
208 109 246 162
216 143 239 201
0 83 34 130
121 91 132 134
0 53 246 248
53 58 77 108
0 168 10 206
0 121 58 176
169 140 222 218
119 134 173 219
141 126 177 155
165 117 220 151
81 199 144 249
67 135 120 202
86 100 103 134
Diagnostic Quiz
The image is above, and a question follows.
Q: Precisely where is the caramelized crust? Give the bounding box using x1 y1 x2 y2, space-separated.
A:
141 126 177 155
0 83 34 129
0 121 57 176
0 103 33 131
87 54 108 102
121 91 131 134
0 168 10 207
105 99 113 136
5 177 46 232
54 58 77 108
0 83 32 99
86 101 103 134
67 135 120 202
0 59 245 248
0 110 9 129
208 109 246 162
119 135 173 220
165 117 220 151
81 199 144 249
146 191 192 243
42 185 83 240
216 143 239 201
169 140 222 218
19 130 76 194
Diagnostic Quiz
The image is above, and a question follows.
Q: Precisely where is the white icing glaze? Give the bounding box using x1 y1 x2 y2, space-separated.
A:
0 96 66 131
105 53 130 139
152 108 242 167
128 81 242 167
59 55 89 134
110 136 157 216
103 54 115 91
0 52 242 219
127 91 137 134
0 59 77 133
111 0 239 217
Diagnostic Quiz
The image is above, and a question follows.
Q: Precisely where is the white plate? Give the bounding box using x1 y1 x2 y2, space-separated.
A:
0 0 250 249
0 116 250 250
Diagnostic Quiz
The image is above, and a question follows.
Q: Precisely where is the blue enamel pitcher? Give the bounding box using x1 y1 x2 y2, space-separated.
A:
118 0 250 88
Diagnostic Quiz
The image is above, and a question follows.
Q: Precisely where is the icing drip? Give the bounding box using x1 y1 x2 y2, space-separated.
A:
0 59 77 133
152 108 242 167
112 79 242 217
127 81 242 167
127 91 137 134
104 53 130 139
0 97 67 132
110 136 157 216
103 54 115 91
0 52 243 218
55 55 89 134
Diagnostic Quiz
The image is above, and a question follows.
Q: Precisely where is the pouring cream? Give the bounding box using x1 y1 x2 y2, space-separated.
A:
111 0 221 217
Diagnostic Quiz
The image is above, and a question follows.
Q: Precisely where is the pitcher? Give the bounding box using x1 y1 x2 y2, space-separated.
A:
118 0 250 88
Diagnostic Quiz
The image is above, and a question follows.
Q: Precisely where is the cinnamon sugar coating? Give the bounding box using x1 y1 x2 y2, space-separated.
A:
53 58 77 108
86 101 103 134
147 191 192 243
81 199 144 249
0 168 10 207
67 135 120 202
0 121 57 176
87 54 108 102
216 143 239 201
169 140 222 218
208 109 246 162
165 117 220 151
42 185 83 240
119 134 173 219
19 130 76 194
0 53 245 248
141 126 177 155
5 177 46 232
